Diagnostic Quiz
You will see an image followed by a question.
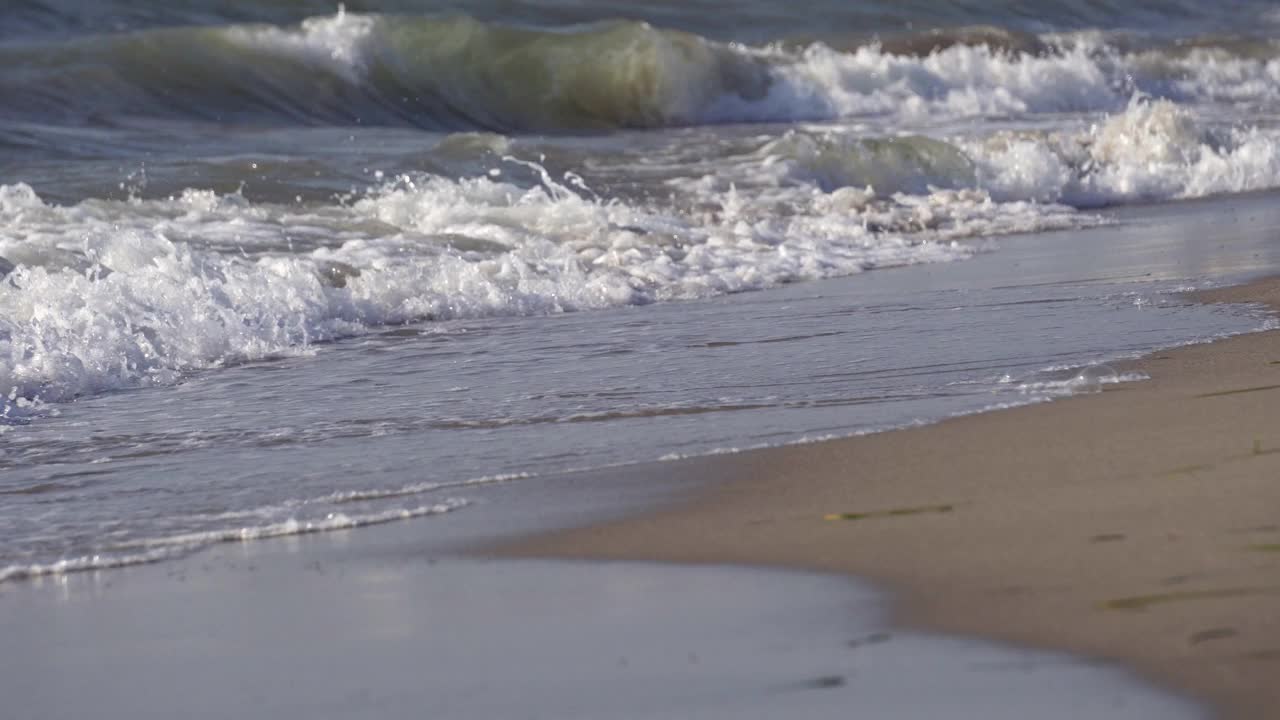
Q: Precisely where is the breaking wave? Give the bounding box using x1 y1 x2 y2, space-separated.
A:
0 168 1035 417
5 10 1280 131
6 91 1280 417
691 96 1280 205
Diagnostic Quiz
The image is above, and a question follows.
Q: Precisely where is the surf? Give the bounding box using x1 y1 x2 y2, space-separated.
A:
4 10 1280 133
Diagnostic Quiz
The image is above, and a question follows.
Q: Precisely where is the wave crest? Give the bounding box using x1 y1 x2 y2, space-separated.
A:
966 96 1280 205
5 12 1280 131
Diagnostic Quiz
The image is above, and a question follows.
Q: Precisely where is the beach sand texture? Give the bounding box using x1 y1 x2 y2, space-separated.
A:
502 277 1280 719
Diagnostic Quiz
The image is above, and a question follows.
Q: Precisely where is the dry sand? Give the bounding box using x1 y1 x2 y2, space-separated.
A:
499 277 1280 719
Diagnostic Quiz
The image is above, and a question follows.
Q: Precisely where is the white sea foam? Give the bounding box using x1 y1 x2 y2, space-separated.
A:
6 92 1278 417
5 90 1280 418
756 38 1280 125
306 472 527 505
723 41 1122 123
6 25 1280 417
965 96 1280 205
226 5 377 81
6 166 1086 414
1010 369 1151 396
0 499 467 584
744 97 1280 208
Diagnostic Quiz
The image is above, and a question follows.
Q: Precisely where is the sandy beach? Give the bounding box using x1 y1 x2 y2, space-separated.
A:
500 277 1280 719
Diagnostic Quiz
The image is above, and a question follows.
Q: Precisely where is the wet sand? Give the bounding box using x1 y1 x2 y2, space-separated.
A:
499 276 1280 719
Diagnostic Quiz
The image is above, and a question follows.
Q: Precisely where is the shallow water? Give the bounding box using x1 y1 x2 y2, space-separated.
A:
4 0 1280 578
0 532 1205 720
2 194 1277 581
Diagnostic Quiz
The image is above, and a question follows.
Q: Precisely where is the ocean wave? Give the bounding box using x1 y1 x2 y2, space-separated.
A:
7 0 1279 45
0 11 771 131
677 96 1280 206
1 163 1095 416
5 11 1280 132
964 96 1280 205
4 95 1280 417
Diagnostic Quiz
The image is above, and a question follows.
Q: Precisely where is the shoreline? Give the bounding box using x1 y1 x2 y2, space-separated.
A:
494 276 1280 719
